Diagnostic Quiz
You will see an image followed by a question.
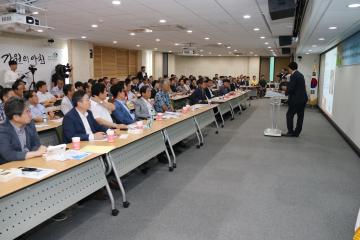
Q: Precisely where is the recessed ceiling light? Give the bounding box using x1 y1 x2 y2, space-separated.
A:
200 49 204 52
136 44 140 47
268 46 271 49
348 3 360 8
187 30 193 33
318 38 325 41
227 46 231 49
154 48 158 50
328 26 337 30
155 38 160 42
174 43 179 46
159 19 167 23
204 37 210 40
112 0 121 5
200 55 204 56
130 32 136 36
234 49 238 52
308 49 313 52
306 52 310 55
113 41 117 44
81 36 87 39
91 24 98 28
243 15 251 19
270 49 274 52
265 42 269 45
145 28 153 33
209 52 212 54
218 54 222 56
33 11 39 15
255 54 258 56
312 45 317 47
253 28 260 31
250 51 254 54
217 42 222 45
169 50 172 53
37 29 43 32
260 36 265 39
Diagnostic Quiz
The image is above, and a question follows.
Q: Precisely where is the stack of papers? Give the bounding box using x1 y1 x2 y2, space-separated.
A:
16 168 56 180
80 145 115 154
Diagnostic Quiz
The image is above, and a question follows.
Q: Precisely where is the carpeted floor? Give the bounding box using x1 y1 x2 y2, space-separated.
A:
24 99 360 240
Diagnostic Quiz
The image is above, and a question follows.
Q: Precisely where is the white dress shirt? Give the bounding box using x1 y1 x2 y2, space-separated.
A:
61 96 73 115
90 99 113 123
75 108 94 141
3 70 19 87
37 91 55 104
50 86 64 97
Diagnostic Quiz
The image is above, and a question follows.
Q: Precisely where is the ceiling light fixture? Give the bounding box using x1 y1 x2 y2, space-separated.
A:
155 38 160 42
204 37 210 40
253 27 260 31
154 48 158 50
348 3 360 8
130 32 136 36
112 0 121 5
260 36 265 39
145 28 153 33
81 36 87 39
174 43 179 46
243 15 251 19
217 42 222 45
187 30 193 33
91 24 98 28
250 51 254 54
136 44 140 47
268 46 271 49
113 41 117 44
270 49 274 52
227 46 231 49
265 42 269 45
33 11 39 15
234 49 238 52
318 38 325 41
200 49 204 52
309 49 313 52
218 54 222 56
169 50 172 53
159 19 167 23
328 26 337 30
37 29 43 32
306 52 310 55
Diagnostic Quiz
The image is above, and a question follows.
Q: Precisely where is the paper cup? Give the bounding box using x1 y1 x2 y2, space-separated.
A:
157 113 163 121
107 130 115 143
72 137 80 150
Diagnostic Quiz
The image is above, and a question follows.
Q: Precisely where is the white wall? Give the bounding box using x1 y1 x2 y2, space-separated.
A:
297 54 320 92
0 33 68 88
168 54 176 76
68 40 93 82
174 56 260 77
153 52 163 79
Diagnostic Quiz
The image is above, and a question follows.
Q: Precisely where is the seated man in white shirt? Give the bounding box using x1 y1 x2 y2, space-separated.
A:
61 84 74 115
50 79 65 98
90 83 127 130
36 81 57 107
24 90 55 123
3 60 20 88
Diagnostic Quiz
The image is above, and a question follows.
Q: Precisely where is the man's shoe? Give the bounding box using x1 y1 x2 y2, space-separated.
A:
282 132 295 137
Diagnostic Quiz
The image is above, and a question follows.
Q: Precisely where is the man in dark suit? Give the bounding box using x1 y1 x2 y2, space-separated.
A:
283 62 308 137
63 90 108 143
137 66 148 82
219 79 231 96
111 82 136 125
189 79 207 105
0 97 47 164
204 79 215 99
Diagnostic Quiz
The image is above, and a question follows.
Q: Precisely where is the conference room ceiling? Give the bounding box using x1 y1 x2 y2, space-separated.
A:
297 0 360 56
5 0 295 56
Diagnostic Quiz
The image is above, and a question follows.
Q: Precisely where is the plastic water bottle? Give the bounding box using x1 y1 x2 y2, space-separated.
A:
42 112 48 124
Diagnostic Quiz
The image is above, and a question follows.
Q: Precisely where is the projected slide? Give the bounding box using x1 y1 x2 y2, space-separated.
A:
321 47 338 115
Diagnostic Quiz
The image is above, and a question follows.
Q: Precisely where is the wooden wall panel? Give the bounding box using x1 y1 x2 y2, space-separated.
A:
93 46 138 79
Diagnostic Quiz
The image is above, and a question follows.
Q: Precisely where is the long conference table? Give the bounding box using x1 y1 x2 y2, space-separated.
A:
0 91 250 240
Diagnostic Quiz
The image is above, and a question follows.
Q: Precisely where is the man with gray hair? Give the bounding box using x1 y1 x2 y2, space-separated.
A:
154 79 174 113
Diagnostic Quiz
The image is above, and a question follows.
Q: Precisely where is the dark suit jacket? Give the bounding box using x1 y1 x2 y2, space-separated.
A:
189 88 207 105
205 88 214 99
286 70 308 106
219 86 231 96
137 71 148 81
112 100 136 125
0 120 41 164
63 108 108 143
